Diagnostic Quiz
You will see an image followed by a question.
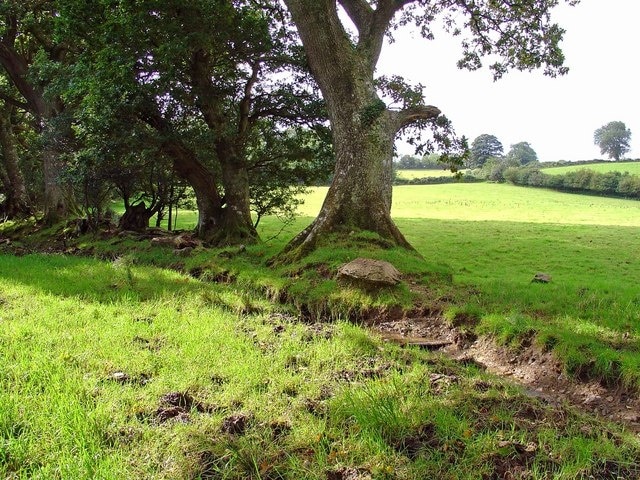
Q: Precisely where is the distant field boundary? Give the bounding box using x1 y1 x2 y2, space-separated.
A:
540 158 640 170
503 165 640 200
394 161 640 200
393 174 483 185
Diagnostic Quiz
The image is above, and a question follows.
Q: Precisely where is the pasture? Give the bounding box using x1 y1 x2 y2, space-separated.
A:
154 183 640 387
2 182 640 478
541 160 640 176
295 184 640 386
394 168 458 179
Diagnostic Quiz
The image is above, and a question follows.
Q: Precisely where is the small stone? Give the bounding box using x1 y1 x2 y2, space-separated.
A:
110 371 130 383
532 272 552 283
606 396 614 402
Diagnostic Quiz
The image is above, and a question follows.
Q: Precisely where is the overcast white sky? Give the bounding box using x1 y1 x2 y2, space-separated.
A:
377 0 639 162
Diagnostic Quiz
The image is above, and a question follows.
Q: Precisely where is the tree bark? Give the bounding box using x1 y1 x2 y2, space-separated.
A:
0 105 30 217
214 150 259 246
138 100 224 241
118 202 152 231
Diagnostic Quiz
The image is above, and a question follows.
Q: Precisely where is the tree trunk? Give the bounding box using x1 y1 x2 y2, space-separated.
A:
174 159 223 242
279 1 406 256
0 106 30 217
0 166 10 217
41 144 68 224
118 202 152 231
211 138 258 246
280 0 441 258
285 2 411 256
0 42 68 224
189 49 259 247
213 156 259 246
161 140 223 241
138 100 225 241
283 107 411 256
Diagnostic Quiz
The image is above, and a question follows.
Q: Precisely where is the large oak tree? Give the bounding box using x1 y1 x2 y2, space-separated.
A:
60 0 327 244
282 0 578 256
594 121 631 161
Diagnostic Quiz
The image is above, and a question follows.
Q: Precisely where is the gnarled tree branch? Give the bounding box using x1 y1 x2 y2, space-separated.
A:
392 104 440 132
0 92 29 111
358 0 416 70
337 0 372 34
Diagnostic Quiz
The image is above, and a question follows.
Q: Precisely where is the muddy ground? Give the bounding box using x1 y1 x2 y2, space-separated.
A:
371 314 640 435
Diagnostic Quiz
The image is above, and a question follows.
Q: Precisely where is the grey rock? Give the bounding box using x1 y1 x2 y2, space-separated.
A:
532 272 552 283
337 258 402 287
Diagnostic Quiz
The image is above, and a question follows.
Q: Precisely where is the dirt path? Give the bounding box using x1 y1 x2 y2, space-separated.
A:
371 315 640 435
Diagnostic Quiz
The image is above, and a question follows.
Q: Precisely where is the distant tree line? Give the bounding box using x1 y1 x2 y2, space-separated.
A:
393 173 483 185
394 154 445 170
540 159 640 169
502 166 640 199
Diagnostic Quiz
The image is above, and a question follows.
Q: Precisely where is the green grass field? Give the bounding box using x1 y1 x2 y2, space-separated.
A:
541 161 640 176
293 184 640 226
2 182 640 478
292 184 640 386
131 184 640 382
394 169 459 179
152 183 640 387
1 252 638 479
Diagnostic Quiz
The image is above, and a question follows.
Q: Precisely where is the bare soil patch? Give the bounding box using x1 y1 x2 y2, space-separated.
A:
370 314 640 434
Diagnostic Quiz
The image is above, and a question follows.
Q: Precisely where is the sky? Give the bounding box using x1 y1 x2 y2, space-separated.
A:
377 0 639 162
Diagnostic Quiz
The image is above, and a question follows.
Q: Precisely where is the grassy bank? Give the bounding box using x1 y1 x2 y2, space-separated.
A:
1 253 639 479
541 161 640 176
4 183 639 388
273 184 640 387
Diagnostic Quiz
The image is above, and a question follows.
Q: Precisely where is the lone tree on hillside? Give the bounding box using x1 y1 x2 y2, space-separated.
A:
282 0 578 257
594 121 631 161
469 134 504 168
507 142 538 165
